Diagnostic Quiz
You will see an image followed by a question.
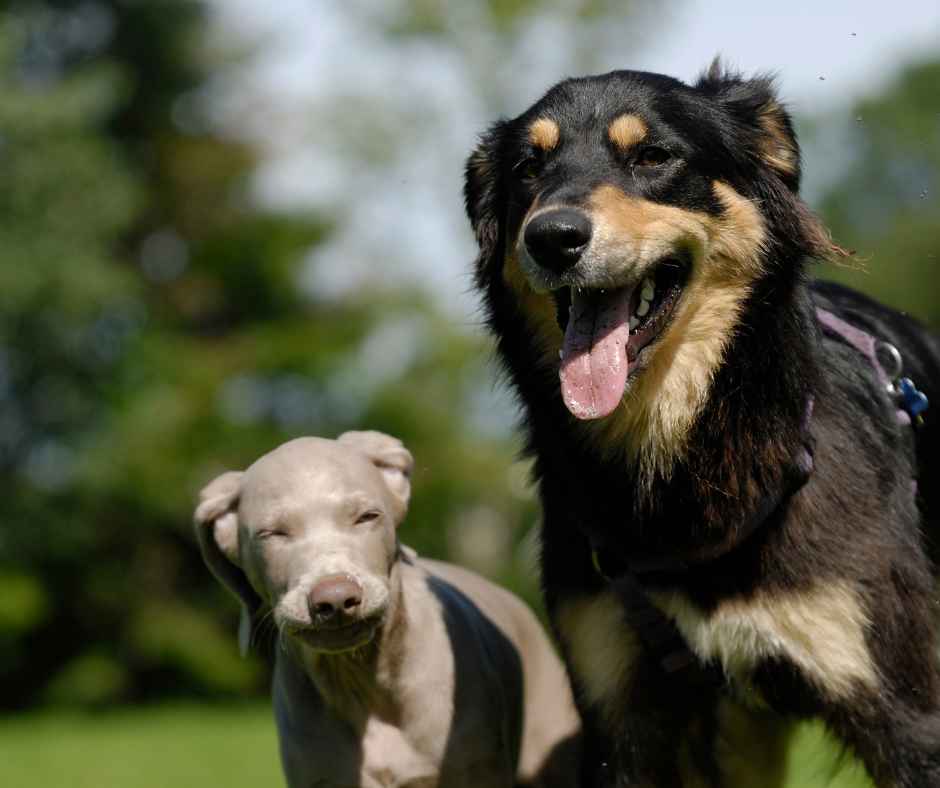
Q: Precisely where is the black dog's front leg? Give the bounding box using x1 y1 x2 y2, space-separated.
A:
579 650 720 788
541 516 717 787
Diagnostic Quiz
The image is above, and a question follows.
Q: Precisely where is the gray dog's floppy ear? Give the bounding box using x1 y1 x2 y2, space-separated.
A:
194 470 261 656
337 431 414 523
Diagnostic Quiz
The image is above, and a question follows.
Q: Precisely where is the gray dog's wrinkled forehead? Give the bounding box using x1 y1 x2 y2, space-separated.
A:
241 437 387 505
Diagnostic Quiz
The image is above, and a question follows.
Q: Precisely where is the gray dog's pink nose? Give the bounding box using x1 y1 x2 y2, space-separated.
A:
308 575 363 623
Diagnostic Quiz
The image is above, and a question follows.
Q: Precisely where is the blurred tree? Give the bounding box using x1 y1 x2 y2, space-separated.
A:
0 8 147 706
816 58 940 327
0 0 333 707
1 0 540 710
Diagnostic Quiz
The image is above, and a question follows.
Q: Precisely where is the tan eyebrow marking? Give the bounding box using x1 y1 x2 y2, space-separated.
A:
528 117 560 151
608 114 648 150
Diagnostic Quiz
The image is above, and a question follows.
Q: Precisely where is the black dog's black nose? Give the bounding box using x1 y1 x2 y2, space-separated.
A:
524 208 592 274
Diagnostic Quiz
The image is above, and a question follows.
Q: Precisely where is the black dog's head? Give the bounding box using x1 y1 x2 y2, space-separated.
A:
465 63 840 467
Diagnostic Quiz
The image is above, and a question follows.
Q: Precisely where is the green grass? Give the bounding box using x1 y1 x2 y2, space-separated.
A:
0 703 283 788
783 723 874 788
0 701 874 787
713 703 875 787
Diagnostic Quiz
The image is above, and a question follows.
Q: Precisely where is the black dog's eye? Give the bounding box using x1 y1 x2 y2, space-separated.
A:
512 154 543 181
634 146 672 167
354 510 382 525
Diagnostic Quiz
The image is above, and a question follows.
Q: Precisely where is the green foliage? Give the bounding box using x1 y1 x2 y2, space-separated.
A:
0 0 332 706
0 571 51 682
42 652 129 707
0 0 538 710
0 571 50 634
816 58 940 327
126 602 261 694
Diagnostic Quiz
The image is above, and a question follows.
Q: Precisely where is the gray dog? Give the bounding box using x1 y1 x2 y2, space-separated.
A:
195 431 580 787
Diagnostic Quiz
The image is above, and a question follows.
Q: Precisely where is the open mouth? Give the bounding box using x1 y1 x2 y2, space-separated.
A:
292 617 381 654
553 255 689 420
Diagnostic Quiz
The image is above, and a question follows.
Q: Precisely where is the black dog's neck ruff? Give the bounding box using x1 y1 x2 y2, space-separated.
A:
587 304 927 583
558 271 817 576
554 281 819 683
585 303 927 681
588 396 815 582
593 450 812 580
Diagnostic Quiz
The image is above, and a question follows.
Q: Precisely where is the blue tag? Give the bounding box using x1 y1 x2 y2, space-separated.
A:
898 377 929 418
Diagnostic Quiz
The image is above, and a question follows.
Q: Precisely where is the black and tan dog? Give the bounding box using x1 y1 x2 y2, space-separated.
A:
464 62 940 787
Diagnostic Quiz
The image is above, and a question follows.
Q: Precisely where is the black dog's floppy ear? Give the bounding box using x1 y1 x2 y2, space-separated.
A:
464 122 509 282
697 58 801 192
194 470 261 656
698 58 849 261
337 431 414 524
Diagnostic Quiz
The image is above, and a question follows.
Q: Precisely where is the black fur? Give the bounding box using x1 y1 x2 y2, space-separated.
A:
465 65 940 787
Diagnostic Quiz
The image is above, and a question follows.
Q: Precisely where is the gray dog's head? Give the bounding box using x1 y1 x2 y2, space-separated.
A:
194 431 414 655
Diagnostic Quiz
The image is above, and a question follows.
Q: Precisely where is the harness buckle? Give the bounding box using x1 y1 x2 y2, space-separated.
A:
898 377 929 424
876 340 929 425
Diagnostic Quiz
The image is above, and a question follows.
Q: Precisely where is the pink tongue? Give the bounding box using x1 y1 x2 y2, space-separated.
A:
559 288 633 420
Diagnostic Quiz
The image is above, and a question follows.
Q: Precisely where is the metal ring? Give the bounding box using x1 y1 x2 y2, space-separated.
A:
875 341 903 382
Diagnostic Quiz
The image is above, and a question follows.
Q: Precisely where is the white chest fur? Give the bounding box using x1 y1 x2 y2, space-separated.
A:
358 718 440 788
649 582 878 701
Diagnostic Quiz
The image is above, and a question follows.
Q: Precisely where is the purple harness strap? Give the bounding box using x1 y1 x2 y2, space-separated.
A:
816 307 912 427
816 305 922 499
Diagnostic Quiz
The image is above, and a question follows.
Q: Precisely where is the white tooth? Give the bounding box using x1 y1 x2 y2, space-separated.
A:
558 349 564 359
636 299 650 317
641 281 655 301
629 316 640 331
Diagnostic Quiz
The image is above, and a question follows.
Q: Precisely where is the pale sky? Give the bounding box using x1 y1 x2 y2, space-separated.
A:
208 0 940 312
634 0 940 111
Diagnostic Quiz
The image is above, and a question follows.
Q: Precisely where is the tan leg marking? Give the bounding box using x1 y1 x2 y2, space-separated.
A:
650 581 878 700
555 591 639 725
